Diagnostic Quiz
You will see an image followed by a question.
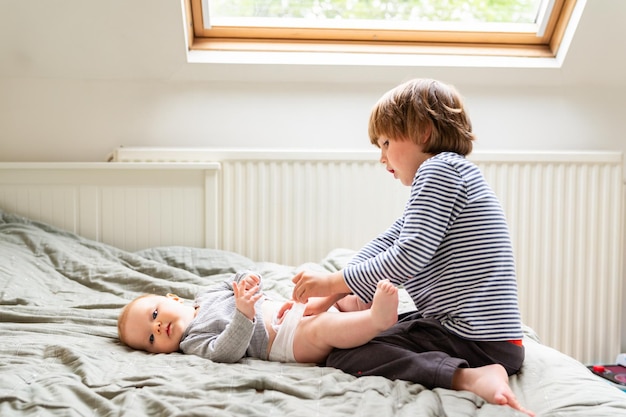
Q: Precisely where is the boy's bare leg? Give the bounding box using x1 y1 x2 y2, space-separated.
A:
452 364 535 417
293 280 398 363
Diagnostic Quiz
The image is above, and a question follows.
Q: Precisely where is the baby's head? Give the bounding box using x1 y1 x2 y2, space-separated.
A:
118 293 196 354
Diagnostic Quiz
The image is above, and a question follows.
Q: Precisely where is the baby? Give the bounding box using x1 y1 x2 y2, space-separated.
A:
118 271 398 364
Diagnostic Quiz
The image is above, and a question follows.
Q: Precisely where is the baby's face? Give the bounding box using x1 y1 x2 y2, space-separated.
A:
122 295 195 353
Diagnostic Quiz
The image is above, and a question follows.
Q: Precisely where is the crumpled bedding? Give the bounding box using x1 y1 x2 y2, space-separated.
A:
1 209 625 416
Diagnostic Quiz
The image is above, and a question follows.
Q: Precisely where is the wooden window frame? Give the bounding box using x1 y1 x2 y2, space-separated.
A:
185 0 577 58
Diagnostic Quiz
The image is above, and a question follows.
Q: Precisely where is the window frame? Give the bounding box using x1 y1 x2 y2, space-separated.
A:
185 0 577 58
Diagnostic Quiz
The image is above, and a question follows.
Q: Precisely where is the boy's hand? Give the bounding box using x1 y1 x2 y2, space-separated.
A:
291 270 350 303
232 280 262 320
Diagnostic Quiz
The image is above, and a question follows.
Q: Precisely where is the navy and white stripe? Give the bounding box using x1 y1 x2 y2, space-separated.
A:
344 152 523 341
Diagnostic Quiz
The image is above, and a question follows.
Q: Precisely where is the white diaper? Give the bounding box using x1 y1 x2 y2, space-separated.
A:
268 302 307 363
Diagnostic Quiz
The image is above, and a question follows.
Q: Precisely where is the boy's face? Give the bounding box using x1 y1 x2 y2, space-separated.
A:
122 295 196 354
377 136 430 186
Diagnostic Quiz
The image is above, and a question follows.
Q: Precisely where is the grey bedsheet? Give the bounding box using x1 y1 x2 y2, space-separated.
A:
1 209 625 416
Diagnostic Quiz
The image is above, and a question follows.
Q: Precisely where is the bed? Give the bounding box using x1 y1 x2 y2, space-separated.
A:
1 208 625 417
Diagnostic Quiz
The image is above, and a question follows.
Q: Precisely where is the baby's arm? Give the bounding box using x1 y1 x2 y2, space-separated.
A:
180 283 261 363
182 310 257 363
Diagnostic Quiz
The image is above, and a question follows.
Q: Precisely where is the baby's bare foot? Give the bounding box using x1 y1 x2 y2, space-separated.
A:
369 279 398 330
453 364 535 417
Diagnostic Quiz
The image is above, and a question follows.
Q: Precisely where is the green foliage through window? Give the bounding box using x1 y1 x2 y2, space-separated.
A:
209 0 543 25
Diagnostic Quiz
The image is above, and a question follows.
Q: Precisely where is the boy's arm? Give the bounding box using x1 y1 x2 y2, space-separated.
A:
277 293 348 318
303 294 348 315
334 294 372 312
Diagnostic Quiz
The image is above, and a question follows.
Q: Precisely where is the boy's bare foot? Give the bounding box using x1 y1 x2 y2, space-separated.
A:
369 279 398 330
452 364 535 416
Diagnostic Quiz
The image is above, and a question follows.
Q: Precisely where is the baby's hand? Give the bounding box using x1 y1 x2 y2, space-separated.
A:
232 280 262 320
276 301 294 323
242 273 261 290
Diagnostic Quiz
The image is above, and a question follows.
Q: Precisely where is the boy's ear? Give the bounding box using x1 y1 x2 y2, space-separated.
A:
166 293 183 303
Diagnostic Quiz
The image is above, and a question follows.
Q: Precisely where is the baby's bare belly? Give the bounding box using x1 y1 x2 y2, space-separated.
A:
261 299 285 356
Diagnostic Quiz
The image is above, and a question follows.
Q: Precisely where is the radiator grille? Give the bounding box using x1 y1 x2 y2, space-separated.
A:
477 157 623 364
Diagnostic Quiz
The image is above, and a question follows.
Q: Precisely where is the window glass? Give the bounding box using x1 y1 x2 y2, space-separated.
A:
208 0 544 29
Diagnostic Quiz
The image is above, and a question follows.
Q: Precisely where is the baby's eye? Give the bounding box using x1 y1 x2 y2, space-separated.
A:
383 140 389 147
149 334 154 344
152 309 158 319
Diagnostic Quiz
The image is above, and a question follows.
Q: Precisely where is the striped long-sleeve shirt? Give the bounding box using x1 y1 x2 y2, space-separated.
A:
343 152 523 341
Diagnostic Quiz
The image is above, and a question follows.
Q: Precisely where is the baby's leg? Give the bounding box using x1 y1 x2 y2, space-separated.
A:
364 279 398 330
292 279 398 363
452 365 535 417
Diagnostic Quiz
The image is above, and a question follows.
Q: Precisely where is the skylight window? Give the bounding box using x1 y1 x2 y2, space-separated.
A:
187 0 576 57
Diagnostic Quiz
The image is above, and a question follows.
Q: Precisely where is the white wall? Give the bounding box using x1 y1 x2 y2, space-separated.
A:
0 0 625 354
0 0 625 164
1 78 623 161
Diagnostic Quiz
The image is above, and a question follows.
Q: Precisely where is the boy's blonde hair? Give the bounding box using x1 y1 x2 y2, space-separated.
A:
368 79 475 156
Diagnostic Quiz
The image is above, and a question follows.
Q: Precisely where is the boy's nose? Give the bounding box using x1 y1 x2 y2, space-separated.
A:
153 321 162 334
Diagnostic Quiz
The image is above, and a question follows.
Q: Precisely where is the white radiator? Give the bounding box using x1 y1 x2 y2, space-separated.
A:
473 152 624 366
101 149 626 364
0 163 221 251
